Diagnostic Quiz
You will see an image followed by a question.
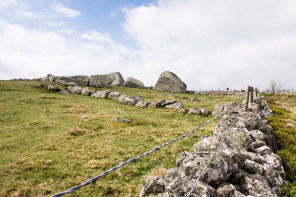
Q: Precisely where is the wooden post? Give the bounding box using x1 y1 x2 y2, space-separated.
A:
250 87 254 103
245 85 250 111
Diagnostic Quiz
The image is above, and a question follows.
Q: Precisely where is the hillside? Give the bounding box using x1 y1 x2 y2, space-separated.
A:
0 80 243 196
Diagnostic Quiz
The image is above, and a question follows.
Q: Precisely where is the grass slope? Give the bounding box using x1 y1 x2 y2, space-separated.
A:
0 81 240 197
264 95 296 197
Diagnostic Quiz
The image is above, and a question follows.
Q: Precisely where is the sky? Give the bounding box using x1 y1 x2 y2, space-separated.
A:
0 0 295 91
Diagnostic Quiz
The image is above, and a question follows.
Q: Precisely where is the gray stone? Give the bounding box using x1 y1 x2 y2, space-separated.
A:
92 90 111 98
242 174 276 196
56 75 89 86
263 164 285 187
245 152 266 164
108 72 125 86
242 159 264 175
139 176 166 197
108 91 121 99
264 153 284 172
47 84 59 92
68 86 82 94
41 77 49 82
248 140 266 152
89 74 112 87
135 100 151 108
81 87 91 96
164 102 186 113
191 97 200 102
118 95 143 106
254 146 273 156
217 184 246 197
213 105 224 116
47 74 55 82
200 108 212 116
189 108 201 115
123 77 145 88
114 118 131 124
154 71 187 93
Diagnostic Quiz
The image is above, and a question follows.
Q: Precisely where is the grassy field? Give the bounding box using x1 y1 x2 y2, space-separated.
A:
0 81 241 197
264 94 296 197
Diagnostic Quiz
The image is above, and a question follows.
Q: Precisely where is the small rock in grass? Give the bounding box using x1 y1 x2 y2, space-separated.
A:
114 118 131 124
81 115 88 119
191 97 200 102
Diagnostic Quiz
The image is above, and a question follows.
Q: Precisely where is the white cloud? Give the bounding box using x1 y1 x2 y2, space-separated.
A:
109 10 118 18
0 23 130 80
122 0 296 90
0 0 16 10
0 0 296 90
50 1 81 18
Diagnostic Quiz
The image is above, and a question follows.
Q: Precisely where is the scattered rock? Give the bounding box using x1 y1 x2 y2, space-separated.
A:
135 100 151 108
48 84 60 92
108 91 121 99
68 86 82 94
165 102 186 113
200 108 212 116
114 118 131 124
154 71 187 93
189 108 201 115
118 95 143 106
123 77 145 88
81 87 91 96
191 97 200 102
92 90 111 99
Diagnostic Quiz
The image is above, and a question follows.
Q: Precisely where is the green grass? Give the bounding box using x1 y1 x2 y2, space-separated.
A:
264 95 296 197
0 81 241 197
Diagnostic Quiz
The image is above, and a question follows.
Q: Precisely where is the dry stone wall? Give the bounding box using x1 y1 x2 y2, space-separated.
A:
139 95 286 197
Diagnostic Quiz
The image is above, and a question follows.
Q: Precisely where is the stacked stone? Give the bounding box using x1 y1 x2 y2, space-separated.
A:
139 95 286 197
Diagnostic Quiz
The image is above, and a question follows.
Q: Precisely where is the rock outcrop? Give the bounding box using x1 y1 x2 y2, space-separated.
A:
108 72 125 86
123 77 145 88
140 95 286 197
55 75 89 86
90 72 125 87
154 71 187 93
89 74 112 87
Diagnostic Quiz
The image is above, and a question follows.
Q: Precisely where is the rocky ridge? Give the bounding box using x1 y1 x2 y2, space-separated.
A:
139 95 286 197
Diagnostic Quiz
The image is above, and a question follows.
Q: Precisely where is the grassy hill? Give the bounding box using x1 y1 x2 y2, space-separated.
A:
0 81 245 196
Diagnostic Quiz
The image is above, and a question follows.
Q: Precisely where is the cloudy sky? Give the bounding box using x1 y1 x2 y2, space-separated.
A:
0 0 295 90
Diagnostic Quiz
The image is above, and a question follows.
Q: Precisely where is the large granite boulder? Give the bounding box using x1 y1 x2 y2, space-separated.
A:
154 71 187 93
55 75 89 86
123 77 145 88
108 72 125 86
89 74 112 87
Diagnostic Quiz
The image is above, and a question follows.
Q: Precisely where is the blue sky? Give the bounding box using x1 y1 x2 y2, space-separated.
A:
0 0 296 90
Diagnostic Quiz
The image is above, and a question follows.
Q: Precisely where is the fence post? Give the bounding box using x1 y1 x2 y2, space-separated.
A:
245 85 250 111
250 87 254 103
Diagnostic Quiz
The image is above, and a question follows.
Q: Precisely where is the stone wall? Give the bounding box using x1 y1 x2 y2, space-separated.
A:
139 95 286 197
